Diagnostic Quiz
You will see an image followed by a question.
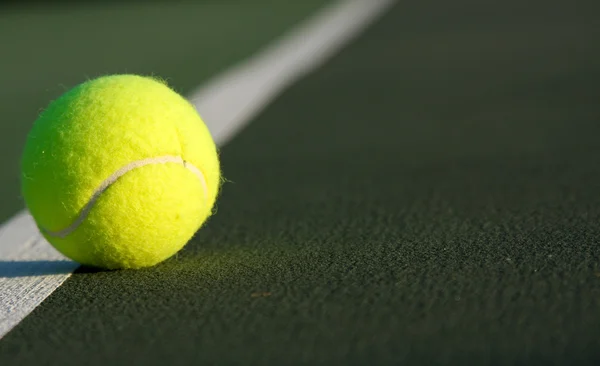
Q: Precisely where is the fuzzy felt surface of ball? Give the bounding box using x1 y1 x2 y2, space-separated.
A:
21 74 221 269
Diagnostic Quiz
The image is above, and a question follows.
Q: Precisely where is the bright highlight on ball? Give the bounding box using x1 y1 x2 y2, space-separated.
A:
21 74 221 269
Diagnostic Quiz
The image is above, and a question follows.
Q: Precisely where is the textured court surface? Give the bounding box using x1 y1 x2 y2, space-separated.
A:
1 0 600 365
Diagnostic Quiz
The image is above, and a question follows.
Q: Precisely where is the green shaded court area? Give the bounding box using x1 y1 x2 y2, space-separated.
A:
2 0 600 364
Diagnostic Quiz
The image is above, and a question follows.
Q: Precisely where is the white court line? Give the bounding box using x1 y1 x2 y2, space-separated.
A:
192 0 396 144
0 0 396 339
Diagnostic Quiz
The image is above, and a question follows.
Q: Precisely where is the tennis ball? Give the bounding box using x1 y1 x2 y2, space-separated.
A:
21 74 220 269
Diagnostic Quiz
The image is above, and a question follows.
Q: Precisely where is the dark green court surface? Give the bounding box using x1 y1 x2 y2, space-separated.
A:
1 0 600 365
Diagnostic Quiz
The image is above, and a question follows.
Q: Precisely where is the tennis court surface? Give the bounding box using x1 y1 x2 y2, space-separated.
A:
1 0 600 364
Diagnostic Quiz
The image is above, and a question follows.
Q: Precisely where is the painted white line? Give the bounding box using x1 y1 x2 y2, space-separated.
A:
0 0 395 339
0 212 80 338
191 0 396 145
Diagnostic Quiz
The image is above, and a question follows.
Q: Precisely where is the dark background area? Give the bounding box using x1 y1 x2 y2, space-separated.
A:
0 0 329 222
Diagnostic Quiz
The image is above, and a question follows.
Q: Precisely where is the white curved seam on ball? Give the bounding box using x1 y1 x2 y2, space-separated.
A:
41 155 208 239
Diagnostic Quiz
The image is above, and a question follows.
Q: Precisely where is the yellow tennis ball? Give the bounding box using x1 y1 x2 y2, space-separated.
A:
21 74 220 269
